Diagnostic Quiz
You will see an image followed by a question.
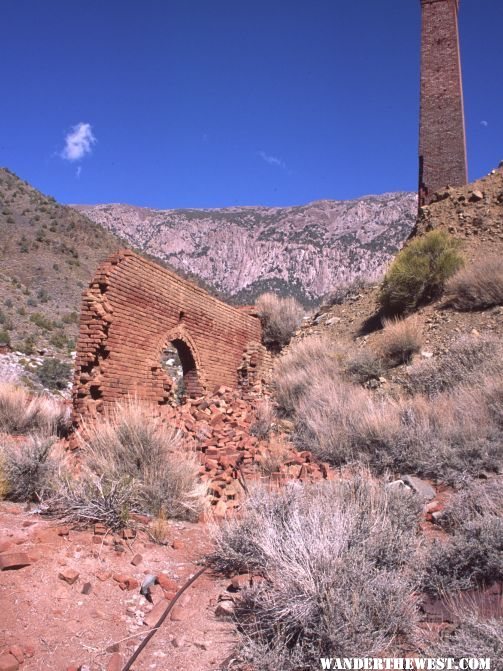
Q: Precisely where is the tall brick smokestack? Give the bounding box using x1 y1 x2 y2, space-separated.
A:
418 0 468 207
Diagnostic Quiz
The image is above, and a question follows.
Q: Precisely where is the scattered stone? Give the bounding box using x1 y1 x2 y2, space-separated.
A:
421 351 434 358
230 574 252 590
170 605 187 622
143 599 170 627
113 574 139 591
106 652 122 671
171 539 184 550
215 600 235 618
106 643 120 653
81 582 93 595
171 636 186 648
58 568 80 585
130 553 143 566
94 523 107 535
0 552 32 571
156 574 177 592
402 475 436 501
96 571 111 582
469 190 484 202
385 479 406 491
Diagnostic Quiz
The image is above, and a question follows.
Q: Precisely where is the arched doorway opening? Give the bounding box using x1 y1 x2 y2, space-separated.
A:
160 338 203 403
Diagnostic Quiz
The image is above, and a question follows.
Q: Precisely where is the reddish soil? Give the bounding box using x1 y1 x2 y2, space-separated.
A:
0 503 236 671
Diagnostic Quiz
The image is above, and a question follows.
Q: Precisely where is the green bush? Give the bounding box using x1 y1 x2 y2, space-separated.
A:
30 312 54 331
35 358 72 391
379 230 463 314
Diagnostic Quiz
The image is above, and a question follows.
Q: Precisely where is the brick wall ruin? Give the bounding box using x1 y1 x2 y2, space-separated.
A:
419 0 467 206
72 249 268 422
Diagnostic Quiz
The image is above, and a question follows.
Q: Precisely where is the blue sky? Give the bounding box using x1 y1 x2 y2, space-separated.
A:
1 0 502 208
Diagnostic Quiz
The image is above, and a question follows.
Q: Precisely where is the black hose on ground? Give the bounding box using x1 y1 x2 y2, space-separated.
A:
121 565 207 671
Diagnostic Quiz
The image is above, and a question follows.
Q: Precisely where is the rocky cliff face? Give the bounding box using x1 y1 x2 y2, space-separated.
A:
75 192 417 304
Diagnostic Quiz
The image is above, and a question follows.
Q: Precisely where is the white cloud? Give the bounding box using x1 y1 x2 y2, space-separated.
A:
480 120 489 127
61 122 96 161
76 166 82 178
258 150 286 169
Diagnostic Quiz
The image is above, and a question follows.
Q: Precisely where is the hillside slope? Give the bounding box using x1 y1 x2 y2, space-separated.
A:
75 192 417 304
0 168 124 354
297 167 503 353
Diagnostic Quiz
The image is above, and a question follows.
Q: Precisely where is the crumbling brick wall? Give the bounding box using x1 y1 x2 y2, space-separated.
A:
419 0 467 206
72 249 266 422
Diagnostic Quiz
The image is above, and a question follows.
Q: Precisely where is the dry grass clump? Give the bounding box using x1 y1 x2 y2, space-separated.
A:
48 474 136 531
250 398 275 439
258 436 292 476
274 334 343 416
209 473 422 668
294 374 503 481
0 434 59 502
47 399 205 528
379 230 463 314
0 382 71 436
345 347 384 383
438 479 503 532
404 334 503 396
255 292 305 350
322 277 370 307
445 256 503 311
421 478 503 596
379 315 423 365
426 611 503 670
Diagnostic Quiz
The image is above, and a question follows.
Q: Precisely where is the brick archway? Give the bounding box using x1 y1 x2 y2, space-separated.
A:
158 326 205 399
72 249 263 422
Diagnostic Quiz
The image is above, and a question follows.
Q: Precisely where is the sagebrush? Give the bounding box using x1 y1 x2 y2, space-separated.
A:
255 293 305 350
209 474 422 669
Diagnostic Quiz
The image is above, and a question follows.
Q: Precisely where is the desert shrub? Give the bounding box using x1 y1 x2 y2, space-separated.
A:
344 348 384 383
0 329 10 346
47 473 136 531
0 383 71 435
49 332 69 350
294 375 503 481
30 312 54 331
423 515 503 595
274 334 344 416
258 436 292 476
250 398 275 439
445 255 503 310
209 474 422 667
35 357 72 391
74 400 204 520
0 434 58 502
379 316 423 365
438 479 503 532
426 612 503 671
322 277 369 307
404 334 503 396
255 292 305 350
379 230 463 314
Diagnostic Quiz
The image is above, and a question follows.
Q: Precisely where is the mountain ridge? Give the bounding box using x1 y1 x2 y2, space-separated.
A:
75 191 417 304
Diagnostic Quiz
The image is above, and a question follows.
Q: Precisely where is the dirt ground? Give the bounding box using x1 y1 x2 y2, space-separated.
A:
0 503 236 671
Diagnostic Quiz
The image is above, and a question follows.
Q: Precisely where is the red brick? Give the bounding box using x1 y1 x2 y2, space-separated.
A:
0 553 32 571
